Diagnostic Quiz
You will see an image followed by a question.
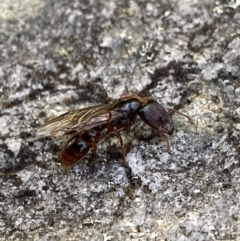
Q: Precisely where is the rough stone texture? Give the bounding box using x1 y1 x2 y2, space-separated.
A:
0 0 240 240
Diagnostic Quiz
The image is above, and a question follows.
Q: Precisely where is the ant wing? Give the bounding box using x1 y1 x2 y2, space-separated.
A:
37 101 121 137
78 111 124 131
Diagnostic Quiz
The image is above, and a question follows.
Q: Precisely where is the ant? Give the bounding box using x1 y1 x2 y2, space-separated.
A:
37 94 192 169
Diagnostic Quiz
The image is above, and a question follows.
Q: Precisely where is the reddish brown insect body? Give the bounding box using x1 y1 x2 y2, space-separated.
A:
37 94 192 169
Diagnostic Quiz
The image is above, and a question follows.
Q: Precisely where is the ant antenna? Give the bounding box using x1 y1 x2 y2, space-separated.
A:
168 108 193 124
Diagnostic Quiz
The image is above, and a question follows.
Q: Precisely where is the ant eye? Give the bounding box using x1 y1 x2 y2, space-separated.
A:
138 100 174 135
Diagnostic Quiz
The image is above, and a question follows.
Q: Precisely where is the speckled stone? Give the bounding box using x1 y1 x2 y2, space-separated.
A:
0 0 240 240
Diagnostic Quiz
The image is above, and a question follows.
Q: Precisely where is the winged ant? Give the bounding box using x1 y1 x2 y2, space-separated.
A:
37 94 192 169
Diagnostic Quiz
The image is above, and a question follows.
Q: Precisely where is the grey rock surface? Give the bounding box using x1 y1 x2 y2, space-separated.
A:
0 0 240 240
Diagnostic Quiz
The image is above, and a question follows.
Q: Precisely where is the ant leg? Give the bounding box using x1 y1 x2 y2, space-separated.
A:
119 93 152 104
91 141 98 171
103 111 113 137
161 132 171 151
157 128 171 151
89 111 112 171
116 132 128 167
107 111 112 125
97 111 113 147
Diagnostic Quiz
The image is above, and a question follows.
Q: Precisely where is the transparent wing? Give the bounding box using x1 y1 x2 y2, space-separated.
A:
37 101 123 137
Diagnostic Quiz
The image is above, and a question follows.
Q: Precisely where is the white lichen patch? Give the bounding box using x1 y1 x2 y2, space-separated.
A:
187 96 222 134
0 115 12 136
4 138 22 156
128 152 146 175
17 170 34 185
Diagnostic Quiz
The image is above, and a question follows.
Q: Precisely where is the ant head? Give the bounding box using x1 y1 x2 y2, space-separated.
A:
138 100 174 135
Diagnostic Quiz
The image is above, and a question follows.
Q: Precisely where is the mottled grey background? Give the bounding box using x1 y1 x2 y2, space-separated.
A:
0 0 240 240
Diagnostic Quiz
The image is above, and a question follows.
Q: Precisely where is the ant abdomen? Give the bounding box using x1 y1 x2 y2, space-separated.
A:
61 137 91 168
